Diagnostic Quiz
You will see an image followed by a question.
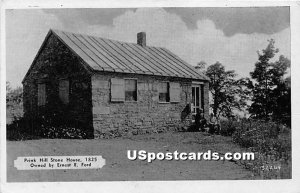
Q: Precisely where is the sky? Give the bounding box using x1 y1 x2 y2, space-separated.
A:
6 7 290 88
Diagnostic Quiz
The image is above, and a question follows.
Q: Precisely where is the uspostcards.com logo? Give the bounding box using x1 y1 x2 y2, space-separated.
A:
127 150 255 163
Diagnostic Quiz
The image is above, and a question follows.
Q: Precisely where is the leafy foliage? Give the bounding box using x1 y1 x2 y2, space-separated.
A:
6 82 23 107
36 111 91 139
232 119 291 179
40 125 88 139
6 118 40 141
6 82 24 123
195 60 207 72
248 39 291 126
7 115 89 140
205 62 251 118
219 119 239 136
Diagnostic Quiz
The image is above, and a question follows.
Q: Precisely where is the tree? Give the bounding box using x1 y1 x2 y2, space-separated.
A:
195 60 207 72
6 82 23 108
248 39 290 124
6 82 24 121
6 81 11 93
206 62 250 119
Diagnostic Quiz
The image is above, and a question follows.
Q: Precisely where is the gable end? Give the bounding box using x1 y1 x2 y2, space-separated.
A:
22 29 93 84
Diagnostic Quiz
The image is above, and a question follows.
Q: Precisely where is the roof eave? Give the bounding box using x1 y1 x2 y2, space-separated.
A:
93 69 209 82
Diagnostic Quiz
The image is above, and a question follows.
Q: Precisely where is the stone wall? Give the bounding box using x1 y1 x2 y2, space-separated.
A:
92 72 209 138
22 33 93 136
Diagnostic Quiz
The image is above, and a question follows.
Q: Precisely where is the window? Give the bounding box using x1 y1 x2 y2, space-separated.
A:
125 79 137 101
38 83 46 106
159 82 170 102
59 80 69 104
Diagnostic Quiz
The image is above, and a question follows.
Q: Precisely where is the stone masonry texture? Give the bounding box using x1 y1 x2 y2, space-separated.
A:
92 73 209 138
23 32 209 139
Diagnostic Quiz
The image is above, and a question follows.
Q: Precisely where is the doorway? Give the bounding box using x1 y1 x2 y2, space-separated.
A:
191 84 204 115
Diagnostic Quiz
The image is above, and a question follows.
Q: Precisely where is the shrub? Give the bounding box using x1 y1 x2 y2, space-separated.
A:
6 117 40 141
232 120 281 148
232 119 291 179
7 113 91 140
39 125 87 139
36 115 90 139
220 119 238 136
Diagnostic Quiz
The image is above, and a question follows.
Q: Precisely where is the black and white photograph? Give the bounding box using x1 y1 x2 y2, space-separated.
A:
1 1 299 192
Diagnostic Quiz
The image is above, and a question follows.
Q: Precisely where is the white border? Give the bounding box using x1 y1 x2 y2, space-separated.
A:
1 1 300 193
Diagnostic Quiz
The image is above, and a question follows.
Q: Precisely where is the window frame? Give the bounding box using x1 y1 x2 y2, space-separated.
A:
124 78 138 102
158 81 170 103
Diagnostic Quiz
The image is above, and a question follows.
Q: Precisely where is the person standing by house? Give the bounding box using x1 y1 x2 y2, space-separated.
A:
208 113 220 134
194 108 201 132
199 109 207 132
195 109 207 132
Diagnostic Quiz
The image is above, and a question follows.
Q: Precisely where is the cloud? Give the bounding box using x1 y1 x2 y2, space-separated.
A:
165 7 290 36
79 8 290 78
6 8 290 87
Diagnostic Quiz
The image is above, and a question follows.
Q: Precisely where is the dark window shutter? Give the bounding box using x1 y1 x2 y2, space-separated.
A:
38 83 46 106
111 78 125 102
170 82 181 103
59 80 69 104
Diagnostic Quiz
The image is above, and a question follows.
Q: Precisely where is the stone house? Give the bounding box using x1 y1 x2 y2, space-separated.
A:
22 29 209 138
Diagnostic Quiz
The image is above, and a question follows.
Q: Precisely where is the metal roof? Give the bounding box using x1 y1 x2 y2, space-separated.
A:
51 29 208 80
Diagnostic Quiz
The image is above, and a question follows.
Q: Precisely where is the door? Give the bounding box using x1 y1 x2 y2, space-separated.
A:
191 84 202 115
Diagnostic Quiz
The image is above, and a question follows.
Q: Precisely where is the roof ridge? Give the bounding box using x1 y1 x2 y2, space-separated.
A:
51 29 161 49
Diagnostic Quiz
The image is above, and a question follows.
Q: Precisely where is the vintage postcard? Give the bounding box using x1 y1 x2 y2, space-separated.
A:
1 1 300 193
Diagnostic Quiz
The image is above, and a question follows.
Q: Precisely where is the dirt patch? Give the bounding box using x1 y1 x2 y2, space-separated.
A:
7 132 257 182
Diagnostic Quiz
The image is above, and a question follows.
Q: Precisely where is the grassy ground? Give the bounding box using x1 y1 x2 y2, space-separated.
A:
7 132 257 182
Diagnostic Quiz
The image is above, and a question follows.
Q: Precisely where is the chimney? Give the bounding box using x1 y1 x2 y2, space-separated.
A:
137 32 146 47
